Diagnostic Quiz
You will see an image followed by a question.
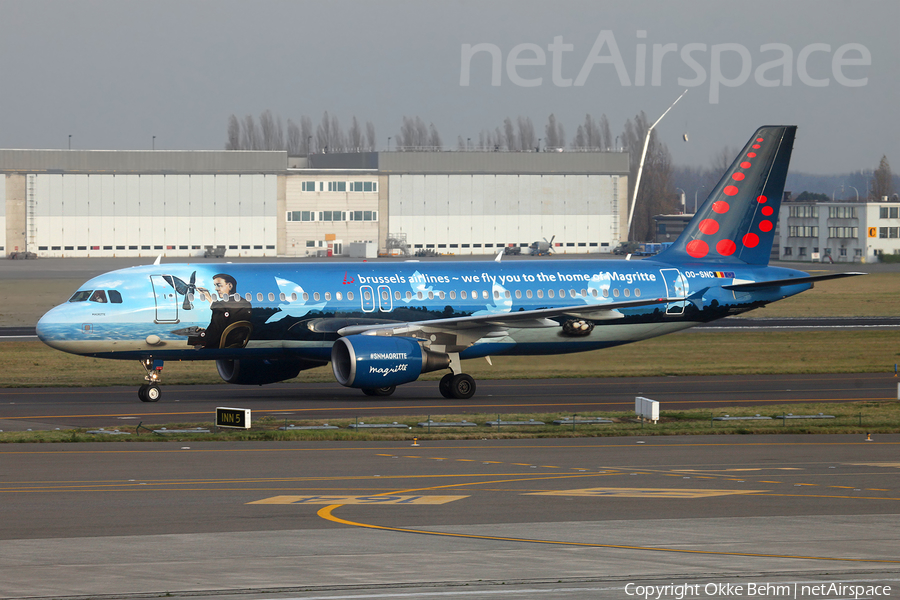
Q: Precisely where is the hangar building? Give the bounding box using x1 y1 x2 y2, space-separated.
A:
2 148 629 258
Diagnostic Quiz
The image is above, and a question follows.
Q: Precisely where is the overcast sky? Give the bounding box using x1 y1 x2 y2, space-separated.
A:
1 0 897 174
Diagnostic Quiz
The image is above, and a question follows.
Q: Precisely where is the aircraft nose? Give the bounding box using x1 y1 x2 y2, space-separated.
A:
36 304 68 348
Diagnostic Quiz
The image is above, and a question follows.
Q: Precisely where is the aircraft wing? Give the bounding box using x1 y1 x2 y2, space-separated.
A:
722 272 866 291
336 296 676 340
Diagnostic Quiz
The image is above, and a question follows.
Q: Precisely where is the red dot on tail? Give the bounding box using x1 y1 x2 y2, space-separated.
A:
757 195 767 203
686 240 709 258
759 220 773 232
723 186 739 197
740 161 752 169
698 219 719 235
747 152 757 158
712 200 730 213
732 173 745 181
756 138 764 142
717 239 737 256
762 206 774 216
743 233 759 248
752 144 761 149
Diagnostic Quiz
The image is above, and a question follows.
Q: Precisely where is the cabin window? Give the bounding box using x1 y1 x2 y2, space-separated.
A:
494 290 500 299
536 289 543 299
336 292 342 300
559 289 566 298
624 289 631 297
635 289 641 297
303 292 309 301
613 289 620 298
417 291 423 300
482 290 489 300
314 292 320 301
591 289 598 298
548 290 555 298
325 292 332 300
428 291 434 300
394 291 401 300
257 293 263 302
450 290 456 299
603 288 609 298
526 290 533 299
505 290 511 299
461 291 467 299
347 291 354 301
382 290 389 300
515 290 521 299
406 291 412 300
438 291 445 300
291 293 297 301
280 293 286 301
268 292 275 302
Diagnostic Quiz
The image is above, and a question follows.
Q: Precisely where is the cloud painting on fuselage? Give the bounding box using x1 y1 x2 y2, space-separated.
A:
37 125 864 402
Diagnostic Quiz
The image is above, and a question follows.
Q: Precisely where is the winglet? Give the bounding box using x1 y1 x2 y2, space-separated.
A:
495 250 503 262
153 254 162 266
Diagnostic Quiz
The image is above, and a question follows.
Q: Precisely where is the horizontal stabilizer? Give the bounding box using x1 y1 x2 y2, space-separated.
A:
723 272 866 291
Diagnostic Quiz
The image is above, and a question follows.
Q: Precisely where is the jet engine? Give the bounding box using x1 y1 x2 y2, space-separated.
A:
331 335 450 389
216 357 323 385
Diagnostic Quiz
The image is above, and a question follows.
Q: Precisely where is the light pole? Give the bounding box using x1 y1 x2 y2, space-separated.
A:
466 138 470 151
152 136 156 150
307 136 312 155
627 89 689 241
693 186 706 213
675 188 685 214
68 135 71 150
849 186 859 202
387 137 391 151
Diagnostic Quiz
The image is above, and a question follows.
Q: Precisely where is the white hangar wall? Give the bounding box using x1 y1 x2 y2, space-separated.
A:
29 173 278 258
387 173 624 254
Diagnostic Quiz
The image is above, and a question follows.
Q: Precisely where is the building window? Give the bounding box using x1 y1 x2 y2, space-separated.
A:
349 181 377 192
892 207 900 219
350 211 378 221
301 181 316 192
783 247 793 256
328 181 347 192
288 211 315 221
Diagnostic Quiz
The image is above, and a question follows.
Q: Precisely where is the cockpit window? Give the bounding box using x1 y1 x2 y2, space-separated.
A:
69 290 92 302
68 289 123 303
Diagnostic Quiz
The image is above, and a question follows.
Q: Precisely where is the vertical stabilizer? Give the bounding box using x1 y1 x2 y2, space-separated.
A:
656 125 796 265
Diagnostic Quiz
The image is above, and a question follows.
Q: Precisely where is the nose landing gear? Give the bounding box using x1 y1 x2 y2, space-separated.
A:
138 358 164 402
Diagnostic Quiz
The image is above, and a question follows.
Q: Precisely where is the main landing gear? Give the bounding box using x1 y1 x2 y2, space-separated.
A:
138 358 163 402
439 373 476 399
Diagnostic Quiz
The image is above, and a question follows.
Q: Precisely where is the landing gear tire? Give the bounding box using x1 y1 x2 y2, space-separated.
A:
138 383 161 403
449 374 476 399
362 385 396 397
439 373 454 399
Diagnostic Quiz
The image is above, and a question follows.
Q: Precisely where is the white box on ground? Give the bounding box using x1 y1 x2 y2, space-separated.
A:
635 397 659 423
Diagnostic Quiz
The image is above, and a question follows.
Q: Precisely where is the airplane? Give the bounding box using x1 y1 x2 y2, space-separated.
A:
529 235 556 256
36 125 864 402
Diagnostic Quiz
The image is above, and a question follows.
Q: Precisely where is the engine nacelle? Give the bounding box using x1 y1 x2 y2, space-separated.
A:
331 335 450 389
216 357 322 385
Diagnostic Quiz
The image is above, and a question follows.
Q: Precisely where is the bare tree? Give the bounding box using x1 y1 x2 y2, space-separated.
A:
301 116 313 154
241 114 260 150
398 116 432 150
365 121 376 151
599 114 612 151
226 114 240 150
259 109 284 151
544 114 565 150
871 155 894 200
517 116 536 151
286 119 301 155
503 118 516 151
572 114 605 150
428 123 443 150
348 116 363 151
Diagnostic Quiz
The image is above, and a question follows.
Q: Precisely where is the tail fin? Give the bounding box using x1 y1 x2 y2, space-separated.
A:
656 125 796 265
